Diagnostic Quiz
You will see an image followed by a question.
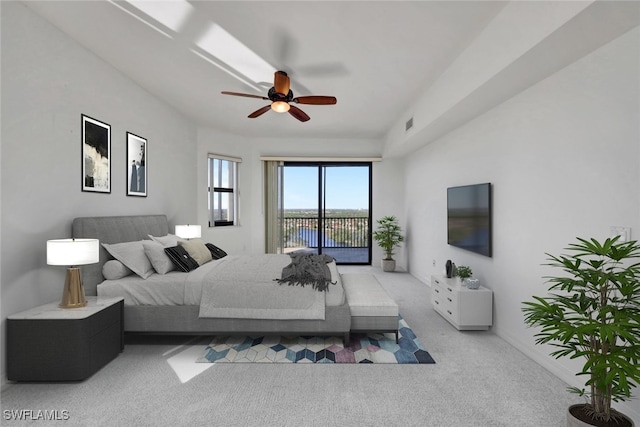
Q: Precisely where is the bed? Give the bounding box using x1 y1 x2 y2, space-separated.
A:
72 214 351 341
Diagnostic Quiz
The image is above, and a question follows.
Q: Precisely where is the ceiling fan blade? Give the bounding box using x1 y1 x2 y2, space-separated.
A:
248 105 272 119
221 91 268 100
292 96 337 105
288 105 310 122
274 71 290 96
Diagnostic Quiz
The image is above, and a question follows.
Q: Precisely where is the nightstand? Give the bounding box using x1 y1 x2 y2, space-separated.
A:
7 296 124 381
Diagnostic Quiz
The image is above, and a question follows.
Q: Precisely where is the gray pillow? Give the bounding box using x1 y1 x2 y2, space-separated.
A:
102 260 133 280
149 233 183 247
142 240 176 274
102 241 154 279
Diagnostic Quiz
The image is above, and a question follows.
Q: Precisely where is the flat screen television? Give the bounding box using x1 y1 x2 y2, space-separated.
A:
447 183 492 257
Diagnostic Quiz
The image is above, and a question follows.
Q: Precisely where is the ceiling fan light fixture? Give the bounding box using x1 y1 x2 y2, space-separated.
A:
271 101 290 113
222 70 336 122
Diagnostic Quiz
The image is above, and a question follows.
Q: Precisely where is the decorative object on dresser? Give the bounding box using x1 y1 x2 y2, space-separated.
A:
455 265 472 285
47 238 99 308
7 297 124 381
522 237 640 427
465 278 480 289
430 275 492 330
445 259 453 278
372 215 405 272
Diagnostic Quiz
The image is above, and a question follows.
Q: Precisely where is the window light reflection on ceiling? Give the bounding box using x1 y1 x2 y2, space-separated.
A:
126 0 194 33
112 1 276 92
196 22 276 86
191 50 263 92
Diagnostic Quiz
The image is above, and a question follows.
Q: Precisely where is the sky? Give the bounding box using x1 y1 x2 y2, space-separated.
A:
283 166 369 210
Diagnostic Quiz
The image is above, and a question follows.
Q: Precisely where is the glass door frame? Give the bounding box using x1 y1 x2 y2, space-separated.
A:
283 161 372 265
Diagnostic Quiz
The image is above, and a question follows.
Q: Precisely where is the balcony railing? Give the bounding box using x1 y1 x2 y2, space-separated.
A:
283 217 369 249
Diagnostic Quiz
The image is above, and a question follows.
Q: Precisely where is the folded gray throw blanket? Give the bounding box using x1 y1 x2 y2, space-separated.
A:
275 252 336 292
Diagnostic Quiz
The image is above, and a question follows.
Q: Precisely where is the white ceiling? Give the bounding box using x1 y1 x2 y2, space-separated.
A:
23 0 505 140
21 1 640 146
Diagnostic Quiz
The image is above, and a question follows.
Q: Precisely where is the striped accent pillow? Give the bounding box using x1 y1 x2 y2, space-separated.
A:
164 246 199 272
205 243 227 260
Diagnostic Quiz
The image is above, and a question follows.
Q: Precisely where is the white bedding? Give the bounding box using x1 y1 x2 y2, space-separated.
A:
197 254 325 320
97 254 345 309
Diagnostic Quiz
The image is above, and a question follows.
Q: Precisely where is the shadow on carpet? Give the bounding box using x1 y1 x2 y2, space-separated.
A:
197 315 435 364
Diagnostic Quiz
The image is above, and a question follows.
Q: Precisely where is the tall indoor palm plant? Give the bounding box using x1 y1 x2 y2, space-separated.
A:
522 237 640 426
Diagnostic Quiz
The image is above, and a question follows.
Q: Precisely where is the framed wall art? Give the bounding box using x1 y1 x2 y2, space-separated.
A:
82 114 111 193
127 132 147 197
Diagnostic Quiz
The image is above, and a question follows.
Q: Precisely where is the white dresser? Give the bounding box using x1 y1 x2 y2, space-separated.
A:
430 275 493 330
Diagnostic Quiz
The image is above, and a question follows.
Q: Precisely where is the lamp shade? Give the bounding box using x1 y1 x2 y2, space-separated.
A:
271 101 290 113
175 224 201 239
47 239 99 266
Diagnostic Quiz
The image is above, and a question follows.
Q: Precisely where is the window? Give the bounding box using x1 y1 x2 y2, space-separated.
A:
208 154 241 227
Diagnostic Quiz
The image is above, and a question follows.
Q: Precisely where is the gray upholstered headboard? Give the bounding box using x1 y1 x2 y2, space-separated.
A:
72 215 169 296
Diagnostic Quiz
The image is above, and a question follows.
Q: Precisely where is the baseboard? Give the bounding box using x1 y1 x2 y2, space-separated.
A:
1 374 12 392
493 325 640 424
412 272 430 286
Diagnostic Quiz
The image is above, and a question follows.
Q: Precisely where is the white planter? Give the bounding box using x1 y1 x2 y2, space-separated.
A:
381 259 396 272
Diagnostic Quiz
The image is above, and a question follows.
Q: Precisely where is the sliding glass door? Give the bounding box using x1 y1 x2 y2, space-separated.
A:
281 162 371 265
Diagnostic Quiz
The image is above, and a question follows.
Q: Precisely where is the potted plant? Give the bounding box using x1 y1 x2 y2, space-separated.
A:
372 215 404 272
456 265 472 284
522 237 640 426
456 265 480 289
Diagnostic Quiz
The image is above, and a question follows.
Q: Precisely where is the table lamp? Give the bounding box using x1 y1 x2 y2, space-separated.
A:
47 238 99 308
175 224 201 240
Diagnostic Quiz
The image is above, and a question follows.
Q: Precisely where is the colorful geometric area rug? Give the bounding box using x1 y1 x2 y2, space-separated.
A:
197 315 435 364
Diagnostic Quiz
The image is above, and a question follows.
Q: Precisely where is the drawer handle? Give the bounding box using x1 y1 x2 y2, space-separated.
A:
447 287 452 292
434 279 440 285
434 288 440 293
447 297 452 302
447 310 452 315
434 300 439 305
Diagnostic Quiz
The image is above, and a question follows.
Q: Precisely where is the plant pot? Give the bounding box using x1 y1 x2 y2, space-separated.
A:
567 404 634 427
381 259 396 272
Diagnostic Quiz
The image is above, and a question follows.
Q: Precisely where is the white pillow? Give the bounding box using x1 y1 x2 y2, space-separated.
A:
142 240 175 274
149 233 183 247
102 260 133 280
179 239 212 266
102 241 154 279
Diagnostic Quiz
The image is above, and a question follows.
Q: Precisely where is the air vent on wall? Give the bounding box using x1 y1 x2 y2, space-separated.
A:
405 117 414 132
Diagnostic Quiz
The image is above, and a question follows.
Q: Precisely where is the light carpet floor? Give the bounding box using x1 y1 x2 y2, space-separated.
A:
0 266 575 426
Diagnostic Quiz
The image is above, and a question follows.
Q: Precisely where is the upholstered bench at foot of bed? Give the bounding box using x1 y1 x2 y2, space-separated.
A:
341 273 399 343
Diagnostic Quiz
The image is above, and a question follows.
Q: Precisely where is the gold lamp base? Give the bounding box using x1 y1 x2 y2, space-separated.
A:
60 267 87 308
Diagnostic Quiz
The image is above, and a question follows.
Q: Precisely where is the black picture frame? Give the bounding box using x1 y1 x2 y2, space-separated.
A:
126 132 147 197
82 114 111 193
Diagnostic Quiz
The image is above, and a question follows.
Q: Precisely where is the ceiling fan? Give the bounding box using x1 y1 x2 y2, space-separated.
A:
221 71 337 122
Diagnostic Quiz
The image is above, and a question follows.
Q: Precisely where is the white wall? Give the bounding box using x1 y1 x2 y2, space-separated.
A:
402 27 640 421
195 128 405 267
1 2 198 381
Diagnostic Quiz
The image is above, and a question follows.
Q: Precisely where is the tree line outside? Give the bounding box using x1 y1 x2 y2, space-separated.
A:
283 209 370 249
